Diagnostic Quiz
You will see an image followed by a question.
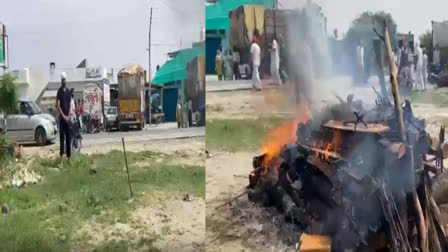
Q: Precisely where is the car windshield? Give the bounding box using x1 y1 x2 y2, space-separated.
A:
107 108 117 115
27 101 42 114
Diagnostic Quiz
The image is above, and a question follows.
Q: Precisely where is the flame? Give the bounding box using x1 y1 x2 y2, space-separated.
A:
314 130 342 161
260 106 311 171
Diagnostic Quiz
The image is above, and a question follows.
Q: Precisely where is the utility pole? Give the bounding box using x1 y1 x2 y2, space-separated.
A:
148 7 153 127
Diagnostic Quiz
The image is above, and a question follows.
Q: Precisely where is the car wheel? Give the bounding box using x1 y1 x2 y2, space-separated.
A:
35 127 47 146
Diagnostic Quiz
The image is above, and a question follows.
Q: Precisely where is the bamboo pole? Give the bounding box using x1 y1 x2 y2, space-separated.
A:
122 137 133 198
382 21 406 142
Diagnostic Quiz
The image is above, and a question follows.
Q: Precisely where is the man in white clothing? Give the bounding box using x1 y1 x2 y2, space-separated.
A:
270 38 281 85
423 49 428 89
356 40 365 84
433 44 441 67
250 36 262 90
414 43 425 91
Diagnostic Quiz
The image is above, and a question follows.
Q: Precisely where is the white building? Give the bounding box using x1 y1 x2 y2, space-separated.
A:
39 60 117 115
9 68 48 102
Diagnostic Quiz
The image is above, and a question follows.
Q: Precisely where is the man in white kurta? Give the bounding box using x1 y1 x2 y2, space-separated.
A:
250 36 262 90
270 39 281 85
414 44 425 91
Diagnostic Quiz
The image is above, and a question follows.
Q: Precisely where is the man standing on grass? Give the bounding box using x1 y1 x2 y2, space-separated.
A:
57 72 72 167
250 35 262 91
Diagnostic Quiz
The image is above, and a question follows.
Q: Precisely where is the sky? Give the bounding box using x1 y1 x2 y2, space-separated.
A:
279 0 448 38
2 0 446 76
0 0 204 77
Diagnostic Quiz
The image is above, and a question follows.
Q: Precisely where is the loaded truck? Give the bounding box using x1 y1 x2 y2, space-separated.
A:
118 64 145 131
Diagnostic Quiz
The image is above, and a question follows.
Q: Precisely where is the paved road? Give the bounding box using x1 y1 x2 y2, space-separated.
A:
51 126 205 148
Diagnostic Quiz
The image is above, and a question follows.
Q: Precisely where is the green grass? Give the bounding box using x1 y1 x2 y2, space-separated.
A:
206 119 280 152
410 87 448 107
0 150 204 251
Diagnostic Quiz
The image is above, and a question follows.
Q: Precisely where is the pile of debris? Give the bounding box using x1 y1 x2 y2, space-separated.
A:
248 95 448 251
0 160 43 189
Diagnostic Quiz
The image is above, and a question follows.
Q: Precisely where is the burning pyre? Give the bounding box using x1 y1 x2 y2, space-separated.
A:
248 97 448 252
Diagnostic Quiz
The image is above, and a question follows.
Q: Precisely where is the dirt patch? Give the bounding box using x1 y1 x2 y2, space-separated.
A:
22 137 205 166
206 151 299 251
76 192 205 252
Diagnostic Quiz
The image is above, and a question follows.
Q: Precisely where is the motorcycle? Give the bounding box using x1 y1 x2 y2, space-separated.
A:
71 113 83 153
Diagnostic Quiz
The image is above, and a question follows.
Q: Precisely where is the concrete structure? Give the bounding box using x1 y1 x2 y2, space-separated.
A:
39 60 117 117
9 68 48 102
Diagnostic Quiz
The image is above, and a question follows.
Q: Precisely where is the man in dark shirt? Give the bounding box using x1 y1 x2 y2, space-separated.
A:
56 72 72 167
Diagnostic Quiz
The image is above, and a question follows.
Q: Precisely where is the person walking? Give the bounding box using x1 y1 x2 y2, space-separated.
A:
356 40 364 85
188 99 193 127
414 43 425 91
270 38 281 85
215 50 223 81
176 96 183 128
433 44 441 68
423 49 428 89
223 50 233 80
232 47 240 80
250 35 262 90
56 72 72 167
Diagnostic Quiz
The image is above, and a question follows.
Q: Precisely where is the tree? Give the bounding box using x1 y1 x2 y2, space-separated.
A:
0 73 17 164
419 30 432 53
345 11 398 79
0 73 18 132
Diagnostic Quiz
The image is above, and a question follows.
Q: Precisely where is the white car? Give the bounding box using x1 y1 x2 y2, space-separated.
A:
0 100 58 146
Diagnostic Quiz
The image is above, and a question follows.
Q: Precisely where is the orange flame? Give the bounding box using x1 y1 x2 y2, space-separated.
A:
260 106 311 171
314 130 342 161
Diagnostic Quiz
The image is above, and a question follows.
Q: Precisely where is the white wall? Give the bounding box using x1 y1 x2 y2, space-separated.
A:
9 69 48 102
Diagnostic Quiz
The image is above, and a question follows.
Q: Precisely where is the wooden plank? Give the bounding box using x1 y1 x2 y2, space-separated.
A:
297 234 331 252
324 120 390 133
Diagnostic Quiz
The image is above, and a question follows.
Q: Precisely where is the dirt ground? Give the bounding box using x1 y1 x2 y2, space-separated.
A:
21 137 206 251
206 152 300 251
22 137 205 167
205 80 448 251
76 192 205 252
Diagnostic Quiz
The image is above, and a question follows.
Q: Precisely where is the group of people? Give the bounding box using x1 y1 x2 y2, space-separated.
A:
215 34 283 91
396 42 429 91
215 47 242 81
176 96 193 128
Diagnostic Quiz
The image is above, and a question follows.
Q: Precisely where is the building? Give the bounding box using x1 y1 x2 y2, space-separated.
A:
205 0 275 74
39 59 117 117
8 68 48 102
152 42 205 122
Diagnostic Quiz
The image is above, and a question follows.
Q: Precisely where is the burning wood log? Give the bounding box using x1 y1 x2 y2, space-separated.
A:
297 234 331 252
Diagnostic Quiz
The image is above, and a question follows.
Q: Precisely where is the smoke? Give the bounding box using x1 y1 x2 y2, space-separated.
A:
283 2 331 109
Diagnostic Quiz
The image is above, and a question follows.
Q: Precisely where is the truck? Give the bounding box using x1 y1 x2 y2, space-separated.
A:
117 64 145 131
83 83 103 133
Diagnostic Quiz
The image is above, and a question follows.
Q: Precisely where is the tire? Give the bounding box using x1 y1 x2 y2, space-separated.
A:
35 127 47 146
71 137 82 153
137 123 142 131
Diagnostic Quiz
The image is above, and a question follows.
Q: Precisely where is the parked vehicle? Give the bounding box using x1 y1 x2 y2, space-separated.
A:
83 83 103 134
0 99 58 146
71 113 82 153
105 106 119 131
118 64 145 131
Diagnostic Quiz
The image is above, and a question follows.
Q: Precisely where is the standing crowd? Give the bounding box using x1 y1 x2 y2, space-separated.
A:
396 41 429 91
215 33 283 91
